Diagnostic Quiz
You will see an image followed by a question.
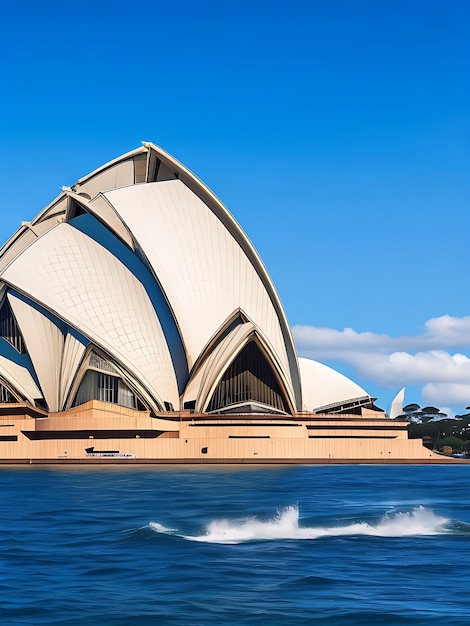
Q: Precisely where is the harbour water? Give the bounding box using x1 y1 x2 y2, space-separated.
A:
1 465 470 625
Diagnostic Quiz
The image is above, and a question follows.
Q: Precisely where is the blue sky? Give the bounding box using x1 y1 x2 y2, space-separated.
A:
1 0 469 415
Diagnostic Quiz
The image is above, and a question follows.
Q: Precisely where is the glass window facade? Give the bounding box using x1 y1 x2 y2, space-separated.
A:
207 341 287 413
0 298 27 354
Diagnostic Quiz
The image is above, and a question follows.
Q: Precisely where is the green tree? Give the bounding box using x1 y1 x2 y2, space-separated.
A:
438 436 464 453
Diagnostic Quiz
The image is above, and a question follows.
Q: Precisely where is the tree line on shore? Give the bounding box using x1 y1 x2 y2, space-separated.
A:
405 405 470 455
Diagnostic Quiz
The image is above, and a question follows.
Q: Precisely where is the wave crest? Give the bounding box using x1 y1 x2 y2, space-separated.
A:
148 505 450 544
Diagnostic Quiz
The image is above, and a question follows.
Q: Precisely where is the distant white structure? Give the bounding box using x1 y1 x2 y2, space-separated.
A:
389 388 405 419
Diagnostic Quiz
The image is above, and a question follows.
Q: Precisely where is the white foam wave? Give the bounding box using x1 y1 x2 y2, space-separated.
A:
148 505 450 544
187 505 302 544
148 521 177 535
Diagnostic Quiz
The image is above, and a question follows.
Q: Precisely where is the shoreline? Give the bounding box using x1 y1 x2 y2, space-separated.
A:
1 457 468 466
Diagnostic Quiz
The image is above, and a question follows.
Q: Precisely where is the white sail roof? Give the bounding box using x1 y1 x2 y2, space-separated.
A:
389 387 405 419
7 292 64 412
299 357 370 412
0 353 42 404
0 222 179 410
101 180 291 379
0 143 379 416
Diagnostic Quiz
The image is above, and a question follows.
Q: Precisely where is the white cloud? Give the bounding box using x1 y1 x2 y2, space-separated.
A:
292 315 470 410
293 325 394 353
422 384 470 408
293 314 470 356
346 351 470 387
423 315 470 348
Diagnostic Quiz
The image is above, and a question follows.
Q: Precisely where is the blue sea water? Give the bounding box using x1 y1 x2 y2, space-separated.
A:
1 465 470 625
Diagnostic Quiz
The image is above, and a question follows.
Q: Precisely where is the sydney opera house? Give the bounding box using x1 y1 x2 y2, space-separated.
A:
0 143 441 463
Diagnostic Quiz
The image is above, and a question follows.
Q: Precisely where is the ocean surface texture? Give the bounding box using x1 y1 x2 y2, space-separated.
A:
1 465 470 625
